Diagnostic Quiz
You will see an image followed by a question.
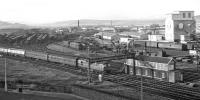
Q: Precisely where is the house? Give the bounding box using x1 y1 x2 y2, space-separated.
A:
125 55 182 83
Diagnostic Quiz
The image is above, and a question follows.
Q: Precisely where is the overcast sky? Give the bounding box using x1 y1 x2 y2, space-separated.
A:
0 0 199 25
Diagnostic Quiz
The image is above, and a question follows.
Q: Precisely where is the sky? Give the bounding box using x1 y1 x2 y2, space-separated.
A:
0 0 200 25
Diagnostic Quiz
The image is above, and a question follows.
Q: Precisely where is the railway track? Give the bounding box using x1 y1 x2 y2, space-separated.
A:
3 55 200 100
104 74 200 100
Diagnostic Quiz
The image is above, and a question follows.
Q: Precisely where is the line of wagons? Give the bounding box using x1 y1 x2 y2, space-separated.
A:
0 47 105 71
129 40 196 51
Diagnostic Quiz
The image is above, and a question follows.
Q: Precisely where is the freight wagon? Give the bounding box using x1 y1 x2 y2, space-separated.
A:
0 47 8 54
0 46 106 72
48 54 77 66
164 49 189 56
69 42 83 50
129 40 193 51
146 41 158 48
7 48 25 56
158 42 187 51
130 40 146 47
25 50 48 60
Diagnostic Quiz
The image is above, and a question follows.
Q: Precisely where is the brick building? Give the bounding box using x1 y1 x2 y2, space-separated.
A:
125 55 182 82
165 11 196 42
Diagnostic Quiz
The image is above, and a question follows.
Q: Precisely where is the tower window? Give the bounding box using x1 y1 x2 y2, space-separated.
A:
188 13 191 18
183 13 186 18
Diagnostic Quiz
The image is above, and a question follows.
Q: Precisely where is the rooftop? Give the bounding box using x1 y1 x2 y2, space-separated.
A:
135 55 174 64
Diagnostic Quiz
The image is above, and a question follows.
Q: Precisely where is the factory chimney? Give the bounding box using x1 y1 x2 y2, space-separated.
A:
78 20 80 27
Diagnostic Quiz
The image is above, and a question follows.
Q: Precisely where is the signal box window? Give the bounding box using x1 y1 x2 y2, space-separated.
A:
161 72 165 78
136 69 141 75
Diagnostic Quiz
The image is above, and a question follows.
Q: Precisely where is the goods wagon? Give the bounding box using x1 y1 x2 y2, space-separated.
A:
25 50 48 60
69 42 83 50
133 40 146 47
7 48 25 56
146 41 158 48
78 59 105 71
158 42 172 49
158 42 187 51
165 49 189 56
0 47 8 54
48 54 76 66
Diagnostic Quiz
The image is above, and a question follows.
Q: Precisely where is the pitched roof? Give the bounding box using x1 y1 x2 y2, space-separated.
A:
135 55 174 64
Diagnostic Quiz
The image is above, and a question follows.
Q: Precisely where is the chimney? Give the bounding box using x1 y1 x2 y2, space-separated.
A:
78 20 80 27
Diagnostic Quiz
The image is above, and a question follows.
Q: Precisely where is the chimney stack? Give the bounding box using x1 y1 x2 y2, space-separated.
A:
78 20 80 27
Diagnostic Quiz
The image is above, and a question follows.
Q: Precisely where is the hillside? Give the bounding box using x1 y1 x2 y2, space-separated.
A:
0 21 30 29
41 19 165 27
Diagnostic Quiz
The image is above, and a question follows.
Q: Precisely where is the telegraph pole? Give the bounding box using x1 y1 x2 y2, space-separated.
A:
197 55 198 71
140 76 143 100
4 57 7 92
87 46 92 84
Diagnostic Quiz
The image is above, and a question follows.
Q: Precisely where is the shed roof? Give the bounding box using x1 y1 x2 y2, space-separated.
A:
135 55 174 64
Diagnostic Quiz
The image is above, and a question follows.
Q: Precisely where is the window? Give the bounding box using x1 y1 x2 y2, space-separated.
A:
188 13 191 18
80 61 83 65
136 68 141 75
183 13 186 18
162 72 165 78
145 69 148 76
154 71 156 77
158 71 162 78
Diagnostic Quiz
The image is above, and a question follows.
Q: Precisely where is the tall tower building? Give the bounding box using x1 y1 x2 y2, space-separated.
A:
165 11 196 42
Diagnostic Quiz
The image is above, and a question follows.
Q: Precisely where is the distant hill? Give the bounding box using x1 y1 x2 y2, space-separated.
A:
0 19 165 28
41 19 165 27
0 21 30 29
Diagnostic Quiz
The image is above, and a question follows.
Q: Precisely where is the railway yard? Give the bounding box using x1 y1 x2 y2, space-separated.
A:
1 28 200 100
1 10 200 100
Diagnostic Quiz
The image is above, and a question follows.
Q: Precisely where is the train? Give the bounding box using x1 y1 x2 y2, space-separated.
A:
0 46 105 71
129 40 196 51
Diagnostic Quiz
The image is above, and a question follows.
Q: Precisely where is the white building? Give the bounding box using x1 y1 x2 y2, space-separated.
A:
119 36 133 44
148 35 163 41
94 32 117 40
165 11 196 42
